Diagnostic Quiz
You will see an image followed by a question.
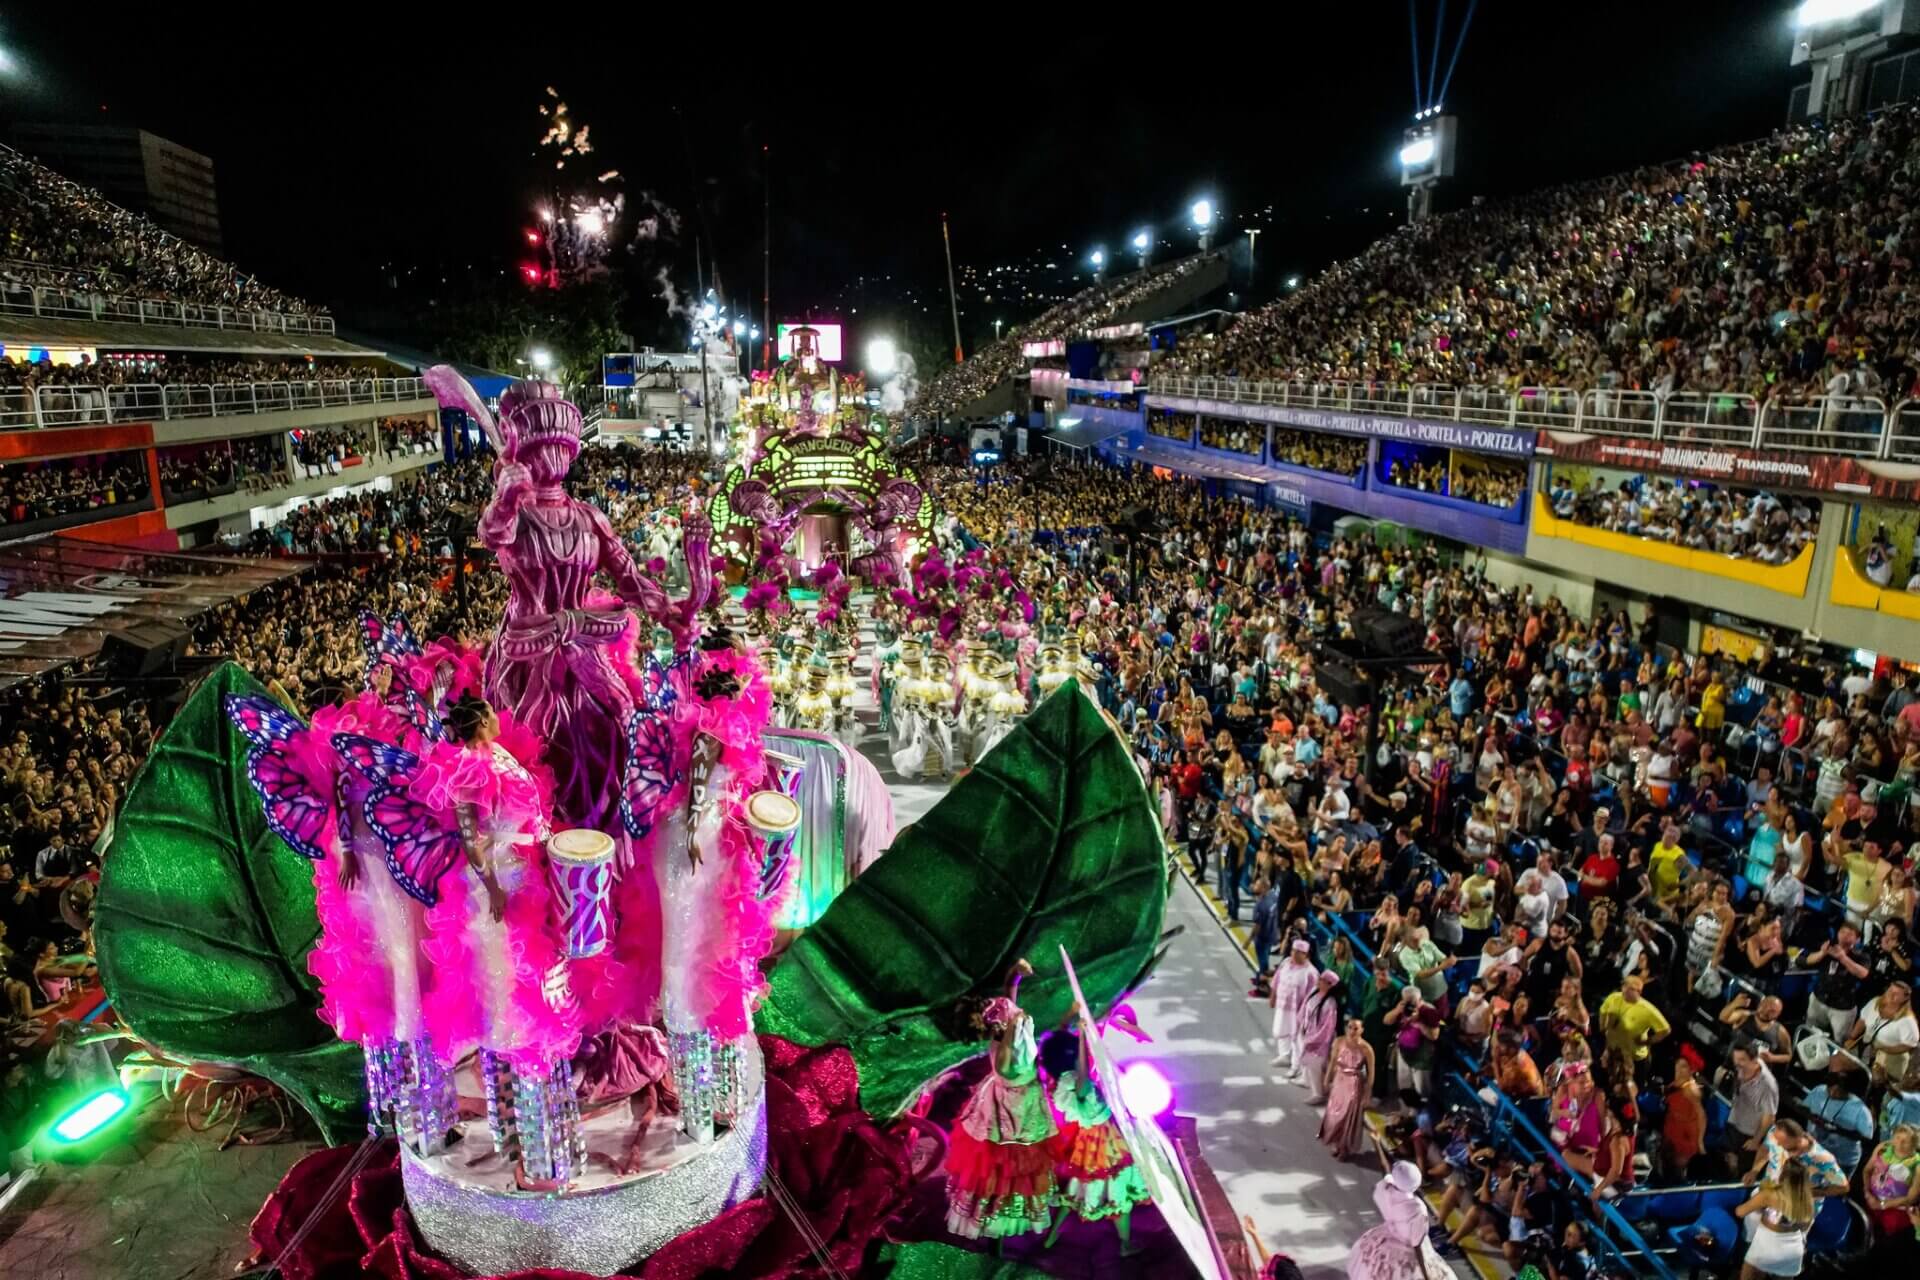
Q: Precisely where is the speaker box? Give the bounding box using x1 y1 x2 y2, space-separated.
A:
1316 658 1372 712
1354 607 1425 659
102 620 190 677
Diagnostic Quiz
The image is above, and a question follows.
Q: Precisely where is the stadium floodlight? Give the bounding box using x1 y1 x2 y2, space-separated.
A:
1090 248 1105 267
530 348 553 371
1399 137 1437 167
1795 0 1880 26
1286 275 1301 289
750 326 760 340
732 320 746 336
866 337 899 376
1191 199 1213 228
1132 231 1150 251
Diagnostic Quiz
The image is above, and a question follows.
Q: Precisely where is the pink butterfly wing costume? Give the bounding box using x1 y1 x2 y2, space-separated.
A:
339 718 581 1078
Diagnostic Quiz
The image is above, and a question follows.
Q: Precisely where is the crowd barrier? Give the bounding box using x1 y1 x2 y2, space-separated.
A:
0 377 428 430
1150 376 1920 462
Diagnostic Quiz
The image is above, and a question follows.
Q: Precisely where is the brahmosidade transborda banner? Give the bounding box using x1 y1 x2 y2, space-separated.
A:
1534 432 1920 502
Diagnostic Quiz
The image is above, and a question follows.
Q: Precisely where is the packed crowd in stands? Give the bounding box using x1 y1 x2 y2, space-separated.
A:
1147 409 1194 442
1160 103 1920 419
913 252 1222 414
0 143 323 316
1549 474 1820 567
918 453 1920 1274
0 454 151 528
1858 524 1920 593
378 416 439 458
1198 416 1262 456
1380 452 1527 509
1269 426 1369 478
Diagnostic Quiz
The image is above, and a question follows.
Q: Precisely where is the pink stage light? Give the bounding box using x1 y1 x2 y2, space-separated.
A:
1118 1061 1173 1118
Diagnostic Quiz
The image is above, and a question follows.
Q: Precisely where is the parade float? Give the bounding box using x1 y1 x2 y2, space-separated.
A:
88 373 1214 1280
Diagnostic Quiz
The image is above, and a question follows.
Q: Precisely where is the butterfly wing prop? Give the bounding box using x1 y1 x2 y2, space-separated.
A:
222 693 331 861
618 710 681 837
331 733 420 788
402 688 449 744
365 787 465 906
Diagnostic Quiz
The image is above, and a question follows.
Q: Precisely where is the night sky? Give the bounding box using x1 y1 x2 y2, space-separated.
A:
1 5 1799 350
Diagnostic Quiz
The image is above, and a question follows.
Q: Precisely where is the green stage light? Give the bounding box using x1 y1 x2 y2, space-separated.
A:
50 1088 131 1143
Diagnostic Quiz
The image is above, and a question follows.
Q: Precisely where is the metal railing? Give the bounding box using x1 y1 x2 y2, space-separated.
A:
0 265 334 336
1149 376 1916 460
0 377 428 430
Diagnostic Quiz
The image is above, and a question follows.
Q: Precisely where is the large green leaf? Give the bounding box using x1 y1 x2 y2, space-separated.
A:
756 683 1166 1115
95 662 366 1142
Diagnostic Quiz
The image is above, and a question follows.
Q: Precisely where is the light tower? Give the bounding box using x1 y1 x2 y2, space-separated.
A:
1790 1 1919 120
1398 110 1457 225
1191 199 1214 251
1132 230 1151 270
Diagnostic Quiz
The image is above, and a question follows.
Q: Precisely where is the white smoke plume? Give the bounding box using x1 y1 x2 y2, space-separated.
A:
630 191 683 243
655 266 687 318
879 351 919 416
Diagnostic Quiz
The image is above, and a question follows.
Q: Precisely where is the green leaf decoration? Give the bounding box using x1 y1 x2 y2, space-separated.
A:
870 1241 1054 1280
755 682 1166 1115
94 662 366 1143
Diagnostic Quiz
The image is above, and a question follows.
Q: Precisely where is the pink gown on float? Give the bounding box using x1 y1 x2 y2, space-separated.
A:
1347 1171 1448 1280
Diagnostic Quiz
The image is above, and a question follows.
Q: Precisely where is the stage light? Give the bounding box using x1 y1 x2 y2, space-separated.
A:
867 337 898 376
50 1088 131 1144
530 348 553 371
1191 199 1213 228
1795 0 1879 25
1118 1062 1173 1118
1132 231 1150 251
1399 137 1437 167
1090 248 1105 267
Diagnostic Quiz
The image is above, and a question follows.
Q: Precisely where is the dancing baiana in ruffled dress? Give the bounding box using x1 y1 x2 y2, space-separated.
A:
1045 1022 1150 1251
945 961 1059 1240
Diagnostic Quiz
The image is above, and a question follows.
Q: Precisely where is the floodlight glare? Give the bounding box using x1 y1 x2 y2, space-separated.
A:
1132 231 1150 250
1795 0 1880 26
1191 199 1213 228
1399 138 1437 167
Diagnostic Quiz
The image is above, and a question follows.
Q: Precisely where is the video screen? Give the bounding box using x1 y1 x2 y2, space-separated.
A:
776 323 843 363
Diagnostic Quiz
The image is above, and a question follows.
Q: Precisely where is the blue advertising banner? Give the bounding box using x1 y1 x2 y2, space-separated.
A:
1111 438 1527 553
1146 393 1536 458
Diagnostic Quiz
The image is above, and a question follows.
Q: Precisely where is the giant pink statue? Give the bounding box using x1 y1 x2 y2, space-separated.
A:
425 372 713 836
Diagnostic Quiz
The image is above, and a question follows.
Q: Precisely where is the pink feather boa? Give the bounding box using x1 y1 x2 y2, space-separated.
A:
298 693 417 1045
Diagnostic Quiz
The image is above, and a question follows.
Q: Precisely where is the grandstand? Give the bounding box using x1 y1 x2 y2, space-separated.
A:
0 143 444 552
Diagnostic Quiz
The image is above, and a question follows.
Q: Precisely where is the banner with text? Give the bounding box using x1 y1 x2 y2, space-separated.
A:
1146 394 1536 458
1535 432 1920 501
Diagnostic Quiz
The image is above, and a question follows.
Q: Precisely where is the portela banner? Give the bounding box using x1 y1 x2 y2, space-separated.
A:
1535 432 1920 502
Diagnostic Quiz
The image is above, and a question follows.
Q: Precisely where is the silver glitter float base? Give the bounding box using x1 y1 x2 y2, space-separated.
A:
401 1035 766 1275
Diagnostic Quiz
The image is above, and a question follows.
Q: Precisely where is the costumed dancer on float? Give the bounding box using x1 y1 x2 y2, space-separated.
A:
334 690 583 1187
225 683 458 1151
1348 1161 1451 1280
1044 1004 1152 1253
423 367 713 1038
1296 969 1343 1104
946 959 1059 1241
1269 938 1319 1071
